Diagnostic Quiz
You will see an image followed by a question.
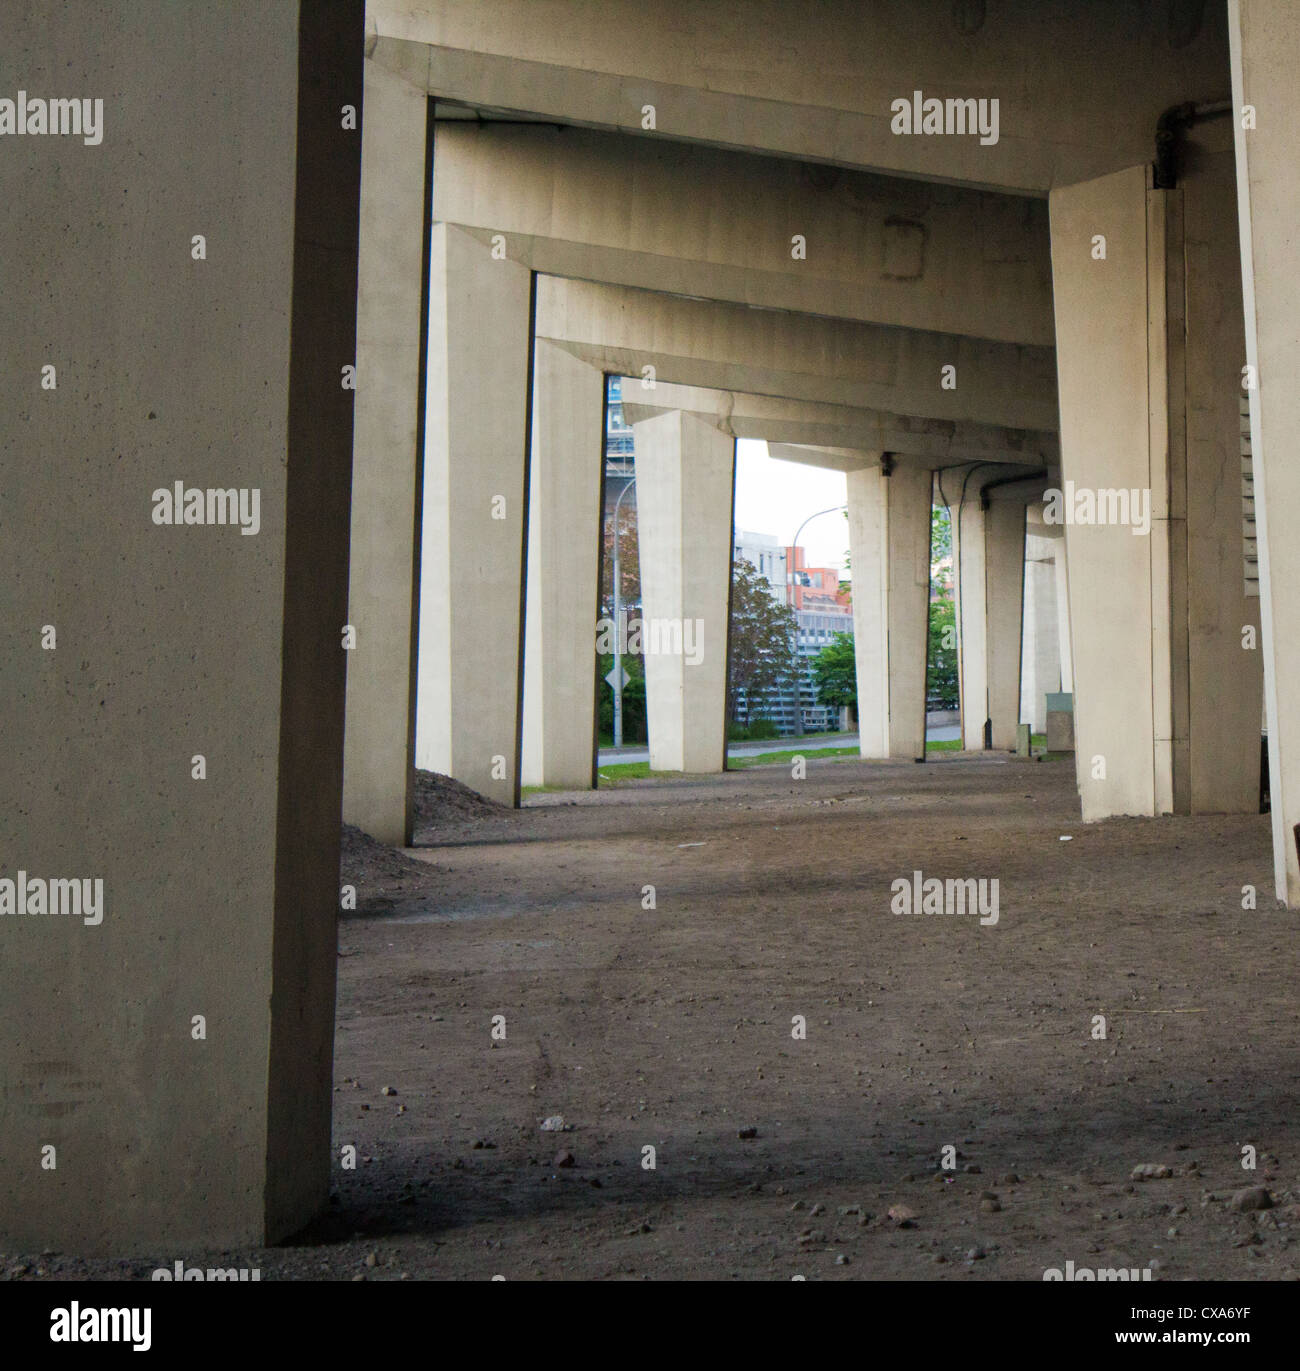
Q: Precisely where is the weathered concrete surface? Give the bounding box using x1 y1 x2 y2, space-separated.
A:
846 461 931 760
1179 125 1261 816
1229 0 1300 902
1050 143 1260 823
0 0 362 1252
430 123 1053 346
954 500 1025 751
538 278 1059 433
415 224 532 805
370 2 1230 194
521 343 605 790
1021 536 1062 735
631 412 735 773
1049 166 1168 820
344 54 428 847
622 382 1056 469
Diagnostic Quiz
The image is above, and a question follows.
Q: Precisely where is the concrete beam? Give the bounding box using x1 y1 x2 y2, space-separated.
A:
369 3 1229 194
538 277 1058 433
429 123 1053 346
0 0 362 1253
631 411 735 772
619 380 1057 468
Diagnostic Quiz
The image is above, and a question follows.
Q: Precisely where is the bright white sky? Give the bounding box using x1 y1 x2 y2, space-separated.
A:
733 439 851 578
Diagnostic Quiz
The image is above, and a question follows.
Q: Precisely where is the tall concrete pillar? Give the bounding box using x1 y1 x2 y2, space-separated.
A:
631 411 735 772
0 1 362 1251
1052 154 1259 820
1050 166 1174 817
415 223 533 805
520 343 605 789
342 56 428 846
1230 0 1300 901
1054 539 1075 693
845 461 931 760
955 500 1026 751
1180 122 1261 815
1020 533 1062 735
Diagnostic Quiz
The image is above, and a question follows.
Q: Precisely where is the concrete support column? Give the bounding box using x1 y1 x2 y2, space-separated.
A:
342 57 428 845
631 411 735 772
1180 124 1261 815
1054 540 1075 693
1052 155 1259 819
415 224 533 805
1230 0 1300 901
520 344 605 789
0 1 362 1252
1020 533 1062 735
845 461 932 760
955 500 1026 751
1049 166 1173 817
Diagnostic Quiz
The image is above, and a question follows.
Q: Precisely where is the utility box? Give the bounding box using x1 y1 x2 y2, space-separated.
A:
1046 692 1075 752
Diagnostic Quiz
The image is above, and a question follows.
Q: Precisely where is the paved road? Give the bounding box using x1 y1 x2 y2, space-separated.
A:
598 724 961 766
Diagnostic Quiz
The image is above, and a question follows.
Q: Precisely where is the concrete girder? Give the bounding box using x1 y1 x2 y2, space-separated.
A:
536 277 1059 433
428 122 1053 346
619 381 1057 469
367 4 1230 195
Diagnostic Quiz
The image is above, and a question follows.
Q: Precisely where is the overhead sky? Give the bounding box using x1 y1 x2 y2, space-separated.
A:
733 439 851 578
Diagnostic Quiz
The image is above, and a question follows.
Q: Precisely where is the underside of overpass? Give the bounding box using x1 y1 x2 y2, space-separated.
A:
4 0 1299 1296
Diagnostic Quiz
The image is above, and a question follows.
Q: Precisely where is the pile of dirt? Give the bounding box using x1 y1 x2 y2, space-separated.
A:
339 824 438 918
413 768 510 829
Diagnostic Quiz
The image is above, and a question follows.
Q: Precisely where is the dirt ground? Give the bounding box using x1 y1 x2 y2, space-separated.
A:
13 752 1300 1281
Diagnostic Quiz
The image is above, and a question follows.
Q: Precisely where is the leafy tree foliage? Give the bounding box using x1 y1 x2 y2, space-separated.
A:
727 558 800 721
811 631 857 711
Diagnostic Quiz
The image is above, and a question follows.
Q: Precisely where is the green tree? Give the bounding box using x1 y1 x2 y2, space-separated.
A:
597 647 646 744
928 593 959 708
811 630 856 711
927 504 958 707
600 507 640 617
727 558 800 720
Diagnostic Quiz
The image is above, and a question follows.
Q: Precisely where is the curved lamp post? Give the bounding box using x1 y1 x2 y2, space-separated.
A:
786 504 848 737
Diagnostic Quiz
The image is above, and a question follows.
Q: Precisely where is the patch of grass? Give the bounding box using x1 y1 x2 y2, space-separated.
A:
596 761 653 782
595 747 862 783
729 746 859 770
926 738 962 752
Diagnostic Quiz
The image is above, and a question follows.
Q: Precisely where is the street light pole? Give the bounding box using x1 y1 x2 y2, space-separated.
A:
787 504 848 738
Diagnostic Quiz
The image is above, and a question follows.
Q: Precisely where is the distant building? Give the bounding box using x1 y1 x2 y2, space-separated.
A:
604 375 635 518
786 544 852 613
733 531 852 734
